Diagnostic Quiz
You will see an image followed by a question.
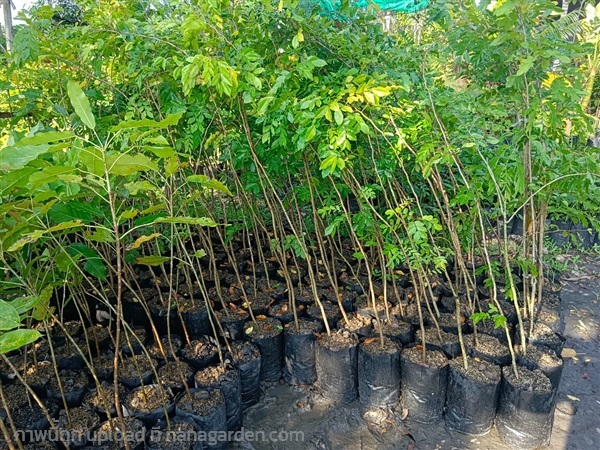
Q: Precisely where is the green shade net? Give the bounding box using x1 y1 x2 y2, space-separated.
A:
317 0 430 14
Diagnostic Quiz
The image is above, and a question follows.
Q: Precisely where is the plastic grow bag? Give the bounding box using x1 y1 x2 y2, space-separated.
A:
358 339 401 408
315 336 359 403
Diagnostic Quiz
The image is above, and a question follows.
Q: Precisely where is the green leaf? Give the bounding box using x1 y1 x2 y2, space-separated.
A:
0 167 37 195
0 300 22 331
516 57 535 77
128 232 161 250
32 286 53 321
107 153 159 175
125 181 157 195
7 220 84 252
0 329 42 354
79 146 105 176
0 145 50 170
67 81 96 129
14 131 74 147
153 217 218 227
135 255 170 266
186 175 233 196
67 242 106 281
28 166 76 189
110 113 183 132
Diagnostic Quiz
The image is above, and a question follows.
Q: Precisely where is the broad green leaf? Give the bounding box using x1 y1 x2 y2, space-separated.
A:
143 146 175 158
7 220 84 252
0 329 42 354
14 131 74 147
165 157 179 177
0 144 50 170
29 166 76 189
9 295 39 315
85 228 114 243
125 181 157 195
128 232 161 250
0 167 37 195
0 300 22 331
107 153 159 175
257 96 274 115
32 286 53 321
119 209 139 220
516 57 535 77
48 201 99 223
67 242 106 280
110 112 183 131
153 217 217 227
79 147 105 176
67 80 96 129
135 255 170 266
186 175 233 196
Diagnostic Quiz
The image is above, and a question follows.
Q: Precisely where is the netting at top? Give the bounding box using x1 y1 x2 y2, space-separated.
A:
317 0 430 14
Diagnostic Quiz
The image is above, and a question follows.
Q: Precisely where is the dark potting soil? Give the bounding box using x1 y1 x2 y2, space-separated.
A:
465 333 511 365
515 344 563 388
306 301 342 326
157 360 194 391
229 341 261 366
56 406 101 442
268 301 297 323
318 329 359 351
84 325 113 351
194 364 235 388
242 290 275 314
285 318 323 335
402 344 448 368
2 383 31 407
83 382 128 415
125 384 172 414
245 316 283 339
118 355 158 383
147 416 199 450
517 320 565 354
148 334 183 360
181 337 218 367
337 313 372 336
51 338 86 369
415 327 459 356
217 307 250 325
502 365 554 394
475 319 513 343
536 309 562 332
21 360 55 390
48 369 89 398
120 327 147 356
354 295 393 318
448 356 501 385
177 388 224 417
93 417 146 448
360 336 400 356
93 351 116 379
6 398 59 431
435 311 468 333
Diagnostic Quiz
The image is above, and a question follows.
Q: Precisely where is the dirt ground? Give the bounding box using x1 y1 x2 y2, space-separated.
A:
232 253 600 450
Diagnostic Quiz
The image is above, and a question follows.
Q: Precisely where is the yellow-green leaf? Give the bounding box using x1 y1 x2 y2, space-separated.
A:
67 80 96 129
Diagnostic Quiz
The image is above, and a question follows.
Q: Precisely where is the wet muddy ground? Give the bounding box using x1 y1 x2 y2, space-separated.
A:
234 255 600 450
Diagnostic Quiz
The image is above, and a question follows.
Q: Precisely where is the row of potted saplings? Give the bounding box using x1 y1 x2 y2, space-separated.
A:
2 288 562 450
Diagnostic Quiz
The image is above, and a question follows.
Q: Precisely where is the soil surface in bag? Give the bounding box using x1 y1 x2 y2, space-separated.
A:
445 356 501 435
176 388 228 450
315 330 359 403
358 337 400 408
496 365 556 449
195 364 242 431
400 345 448 423
515 343 564 389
